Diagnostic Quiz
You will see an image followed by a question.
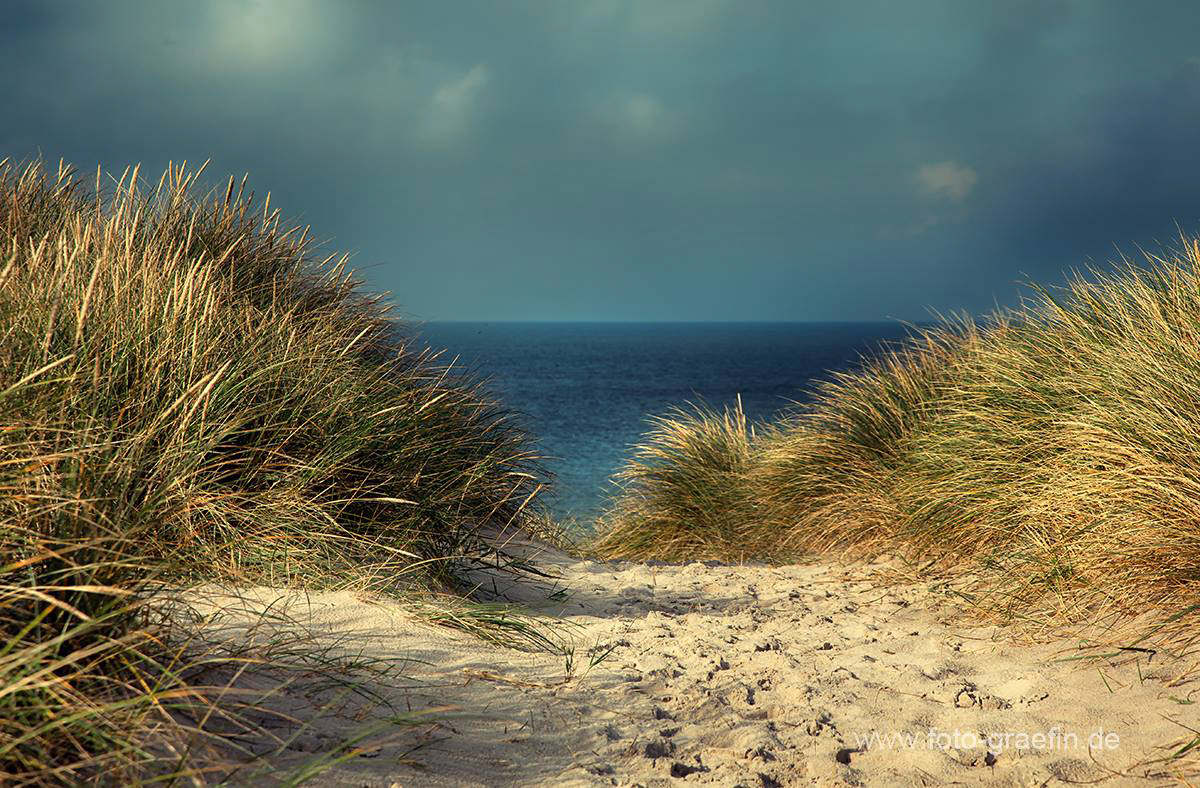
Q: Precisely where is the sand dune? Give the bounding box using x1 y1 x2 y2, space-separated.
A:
191 542 1199 786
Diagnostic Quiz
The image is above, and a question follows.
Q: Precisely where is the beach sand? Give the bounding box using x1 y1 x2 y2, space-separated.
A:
187 539 1200 786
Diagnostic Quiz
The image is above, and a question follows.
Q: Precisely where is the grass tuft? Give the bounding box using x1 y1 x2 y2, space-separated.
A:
593 398 767 561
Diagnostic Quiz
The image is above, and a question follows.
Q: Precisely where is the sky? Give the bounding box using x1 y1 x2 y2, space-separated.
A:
3 1 1200 321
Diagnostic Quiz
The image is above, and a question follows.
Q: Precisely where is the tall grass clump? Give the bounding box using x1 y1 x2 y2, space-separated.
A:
0 156 550 782
592 399 764 561
597 242 1200 625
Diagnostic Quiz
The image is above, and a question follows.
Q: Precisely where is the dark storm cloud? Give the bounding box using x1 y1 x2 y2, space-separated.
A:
2 1 1199 320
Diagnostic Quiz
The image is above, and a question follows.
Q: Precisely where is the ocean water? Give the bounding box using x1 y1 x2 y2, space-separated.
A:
418 322 916 530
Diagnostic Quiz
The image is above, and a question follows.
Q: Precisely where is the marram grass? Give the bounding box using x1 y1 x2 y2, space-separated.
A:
0 156 553 783
595 244 1200 630
592 397 769 561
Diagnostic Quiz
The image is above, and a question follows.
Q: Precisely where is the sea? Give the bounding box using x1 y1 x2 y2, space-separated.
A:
418 322 917 532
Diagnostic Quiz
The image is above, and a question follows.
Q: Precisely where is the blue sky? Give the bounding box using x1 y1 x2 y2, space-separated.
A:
4 1 1200 320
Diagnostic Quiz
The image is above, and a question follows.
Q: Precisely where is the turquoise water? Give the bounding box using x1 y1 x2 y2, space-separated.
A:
419 322 916 529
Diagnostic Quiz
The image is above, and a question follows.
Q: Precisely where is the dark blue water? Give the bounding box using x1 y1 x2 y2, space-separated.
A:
419 322 915 529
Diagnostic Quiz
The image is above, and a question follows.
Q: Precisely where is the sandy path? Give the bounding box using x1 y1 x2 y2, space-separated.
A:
205 544 1200 786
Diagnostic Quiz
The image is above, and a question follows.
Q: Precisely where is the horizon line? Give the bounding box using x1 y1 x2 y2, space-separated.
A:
412 318 934 325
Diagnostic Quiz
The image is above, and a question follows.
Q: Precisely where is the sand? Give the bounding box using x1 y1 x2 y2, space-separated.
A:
185 539 1200 786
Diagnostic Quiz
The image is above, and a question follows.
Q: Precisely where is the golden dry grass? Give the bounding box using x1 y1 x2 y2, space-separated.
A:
592 398 767 561
595 242 1200 633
